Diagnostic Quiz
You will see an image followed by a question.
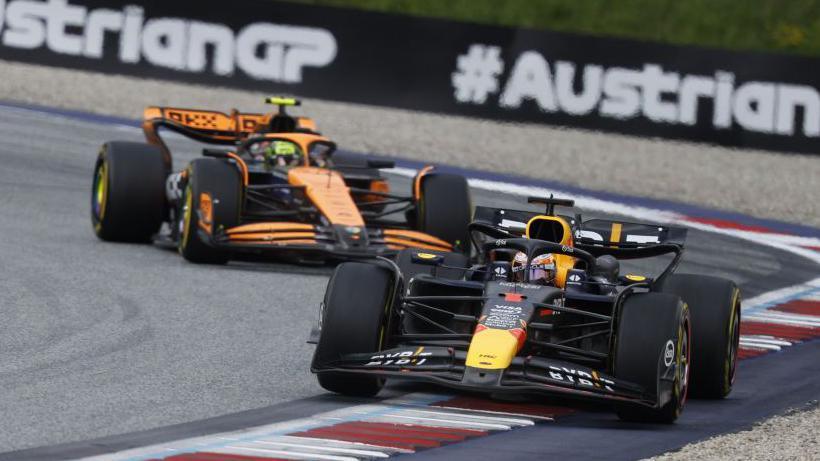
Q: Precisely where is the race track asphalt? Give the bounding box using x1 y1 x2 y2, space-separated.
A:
0 104 817 457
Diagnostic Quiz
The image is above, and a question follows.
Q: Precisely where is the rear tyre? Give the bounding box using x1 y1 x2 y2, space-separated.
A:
178 158 241 264
91 141 166 242
656 274 741 399
313 262 394 397
614 292 691 423
417 173 472 253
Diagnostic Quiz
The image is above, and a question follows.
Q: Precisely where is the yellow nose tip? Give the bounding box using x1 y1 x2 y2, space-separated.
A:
465 328 521 369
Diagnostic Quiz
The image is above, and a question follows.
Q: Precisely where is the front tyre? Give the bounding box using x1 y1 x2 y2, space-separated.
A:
614 292 691 423
178 158 241 264
312 262 394 397
91 142 166 242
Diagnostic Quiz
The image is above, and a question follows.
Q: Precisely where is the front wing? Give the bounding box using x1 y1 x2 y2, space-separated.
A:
200 222 453 259
313 346 669 409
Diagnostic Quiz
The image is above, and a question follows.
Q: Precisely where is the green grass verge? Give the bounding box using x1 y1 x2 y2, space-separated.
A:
287 0 820 57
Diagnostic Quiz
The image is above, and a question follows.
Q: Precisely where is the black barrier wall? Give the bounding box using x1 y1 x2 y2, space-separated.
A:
1 0 819 154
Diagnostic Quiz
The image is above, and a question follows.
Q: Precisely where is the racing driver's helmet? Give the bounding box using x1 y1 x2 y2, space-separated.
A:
248 139 304 167
511 252 557 285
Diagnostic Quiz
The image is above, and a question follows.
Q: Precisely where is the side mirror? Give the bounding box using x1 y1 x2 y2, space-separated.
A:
367 159 395 169
411 251 444 266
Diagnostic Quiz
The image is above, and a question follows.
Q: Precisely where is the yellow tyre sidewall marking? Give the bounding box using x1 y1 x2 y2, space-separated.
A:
180 183 194 252
93 160 108 234
96 161 108 220
724 289 741 392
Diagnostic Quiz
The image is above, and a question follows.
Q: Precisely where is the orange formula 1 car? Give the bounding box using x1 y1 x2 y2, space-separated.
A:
90 98 472 263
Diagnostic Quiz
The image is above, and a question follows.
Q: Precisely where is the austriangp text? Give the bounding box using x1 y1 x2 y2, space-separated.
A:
452 43 820 138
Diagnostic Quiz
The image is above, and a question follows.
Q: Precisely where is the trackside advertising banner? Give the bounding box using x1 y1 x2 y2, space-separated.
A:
1 0 819 154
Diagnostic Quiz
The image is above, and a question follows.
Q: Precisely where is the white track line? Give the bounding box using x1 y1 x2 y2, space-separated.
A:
738 340 783 351
739 336 793 347
743 279 820 312
385 408 535 426
369 414 513 431
745 312 820 328
215 437 391 458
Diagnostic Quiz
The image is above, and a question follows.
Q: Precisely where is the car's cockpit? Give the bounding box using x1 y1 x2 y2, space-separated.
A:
237 135 338 170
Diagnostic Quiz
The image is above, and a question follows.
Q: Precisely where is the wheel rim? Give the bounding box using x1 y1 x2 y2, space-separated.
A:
727 302 741 387
180 184 193 251
679 316 692 407
92 161 108 222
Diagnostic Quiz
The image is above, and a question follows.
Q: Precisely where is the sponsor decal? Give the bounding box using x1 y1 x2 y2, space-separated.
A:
568 273 582 282
452 44 820 139
499 281 544 290
365 347 432 367
547 366 615 392
0 0 337 83
416 252 438 259
664 339 676 367
576 229 661 245
499 218 527 231
484 304 524 329
625 274 647 282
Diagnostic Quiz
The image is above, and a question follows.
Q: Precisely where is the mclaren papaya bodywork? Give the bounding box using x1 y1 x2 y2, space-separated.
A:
92 98 464 262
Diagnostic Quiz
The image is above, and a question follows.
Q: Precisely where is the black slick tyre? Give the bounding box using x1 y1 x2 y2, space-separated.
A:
417 173 472 252
178 158 241 264
614 292 691 423
91 141 166 242
656 274 741 399
313 262 394 397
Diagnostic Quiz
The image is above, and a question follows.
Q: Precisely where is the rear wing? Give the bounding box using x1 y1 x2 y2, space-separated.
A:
143 107 268 145
471 206 687 259
576 219 687 258
472 206 573 236
142 107 319 166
